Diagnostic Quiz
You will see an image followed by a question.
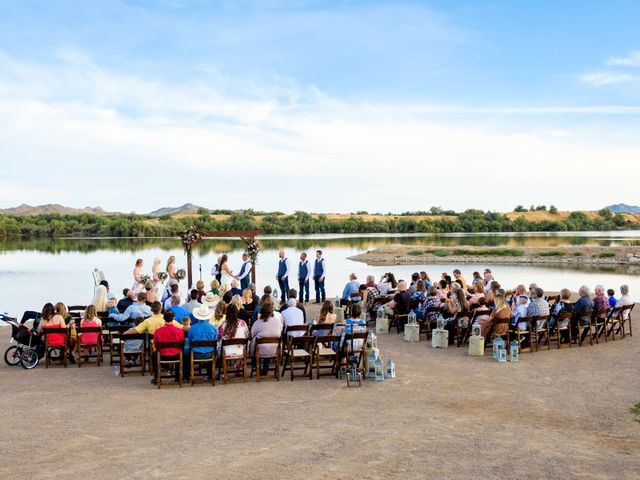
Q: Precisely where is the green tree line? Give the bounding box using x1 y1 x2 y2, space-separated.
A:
0 209 634 238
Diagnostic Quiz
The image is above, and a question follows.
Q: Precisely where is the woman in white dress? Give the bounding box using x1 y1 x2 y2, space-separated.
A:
166 256 177 280
218 254 235 290
152 257 162 291
132 259 144 293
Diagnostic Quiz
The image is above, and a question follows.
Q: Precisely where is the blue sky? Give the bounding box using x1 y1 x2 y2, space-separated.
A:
1 0 639 212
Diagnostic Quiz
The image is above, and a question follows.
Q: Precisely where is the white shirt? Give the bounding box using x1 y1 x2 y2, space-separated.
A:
211 264 220 277
237 261 252 280
282 306 305 336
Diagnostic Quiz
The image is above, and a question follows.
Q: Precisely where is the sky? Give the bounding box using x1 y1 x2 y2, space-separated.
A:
0 0 639 214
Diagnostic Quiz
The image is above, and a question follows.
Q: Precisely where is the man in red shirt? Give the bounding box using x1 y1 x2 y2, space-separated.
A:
152 310 185 385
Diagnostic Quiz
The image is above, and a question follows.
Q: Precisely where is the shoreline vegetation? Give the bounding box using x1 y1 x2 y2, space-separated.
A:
349 244 640 267
0 208 639 238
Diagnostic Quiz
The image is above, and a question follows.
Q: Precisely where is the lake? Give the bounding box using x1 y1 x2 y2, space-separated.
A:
1 231 638 316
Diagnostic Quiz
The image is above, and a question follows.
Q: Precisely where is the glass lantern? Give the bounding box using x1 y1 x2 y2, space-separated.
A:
374 357 385 382
408 311 417 325
334 296 341 309
472 324 481 337
385 359 396 379
509 340 519 363
437 316 445 330
376 307 384 319
366 350 377 378
272 288 278 301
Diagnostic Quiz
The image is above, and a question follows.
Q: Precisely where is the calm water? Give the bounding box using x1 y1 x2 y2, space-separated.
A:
0 232 638 316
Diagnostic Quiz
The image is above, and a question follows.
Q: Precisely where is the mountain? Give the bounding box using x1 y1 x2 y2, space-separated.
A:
0 203 111 215
148 203 206 216
606 203 640 214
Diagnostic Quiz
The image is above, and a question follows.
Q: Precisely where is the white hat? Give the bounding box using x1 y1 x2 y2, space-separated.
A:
203 292 219 306
192 305 212 321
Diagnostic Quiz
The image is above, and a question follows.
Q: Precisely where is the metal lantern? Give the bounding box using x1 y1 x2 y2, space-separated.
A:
493 336 506 363
385 359 396 379
272 289 278 301
408 310 417 325
374 357 385 382
334 296 341 308
376 307 384 320
472 324 481 337
436 316 445 330
366 350 377 378
366 332 378 350
510 340 519 363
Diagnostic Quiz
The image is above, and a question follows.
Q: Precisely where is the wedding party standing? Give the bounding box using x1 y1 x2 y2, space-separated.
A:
166 256 177 280
297 252 311 303
218 254 235 290
237 253 252 291
132 259 144 292
313 250 326 304
276 250 290 302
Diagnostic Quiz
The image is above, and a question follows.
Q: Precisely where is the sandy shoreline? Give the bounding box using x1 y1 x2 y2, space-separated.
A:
349 244 640 267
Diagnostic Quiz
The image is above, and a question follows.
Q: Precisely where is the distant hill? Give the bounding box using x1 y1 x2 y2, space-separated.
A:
148 203 206 216
606 203 640 214
0 203 111 216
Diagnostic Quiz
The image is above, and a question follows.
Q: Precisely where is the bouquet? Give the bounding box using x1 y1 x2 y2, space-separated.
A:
157 271 169 282
175 268 187 281
140 274 152 285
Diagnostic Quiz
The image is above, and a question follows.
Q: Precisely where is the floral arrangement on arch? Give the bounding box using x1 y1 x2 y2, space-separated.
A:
242 236 261 263
181 226 203 256
175 268 187 281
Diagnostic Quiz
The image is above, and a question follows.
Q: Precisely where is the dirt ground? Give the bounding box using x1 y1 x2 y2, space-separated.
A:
1 306 639 480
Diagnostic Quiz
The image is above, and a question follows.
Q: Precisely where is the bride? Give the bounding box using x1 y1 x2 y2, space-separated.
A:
218 254 235 290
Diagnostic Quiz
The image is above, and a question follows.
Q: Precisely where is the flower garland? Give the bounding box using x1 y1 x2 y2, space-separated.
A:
181 226 203 256
242 236 261 264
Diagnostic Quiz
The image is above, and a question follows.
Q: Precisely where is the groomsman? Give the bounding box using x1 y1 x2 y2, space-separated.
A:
313 250 326 304
237 253 252 291
297 252 311 303
276 250 290 302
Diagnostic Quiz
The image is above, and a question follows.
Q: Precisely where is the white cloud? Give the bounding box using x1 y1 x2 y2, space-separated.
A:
580 72 634 87
1 52 639 213
606 51 640 67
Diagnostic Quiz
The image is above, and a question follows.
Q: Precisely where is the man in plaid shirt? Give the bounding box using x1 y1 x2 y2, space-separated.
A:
592 284 608 319
526 287 550 318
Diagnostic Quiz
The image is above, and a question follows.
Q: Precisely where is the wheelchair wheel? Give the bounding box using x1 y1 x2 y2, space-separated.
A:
4 346 21 366
20 349 39 369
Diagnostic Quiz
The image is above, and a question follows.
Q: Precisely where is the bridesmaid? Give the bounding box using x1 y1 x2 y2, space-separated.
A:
166 256 177 280
132 258 144 292
152 257 162 289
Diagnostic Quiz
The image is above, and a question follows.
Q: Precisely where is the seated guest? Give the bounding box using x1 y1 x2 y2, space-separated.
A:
407 273 420 296
183 289 201 313
384 280 411 316
452 269 467 290
163 283 180 311
248 283 260 306
161 279 178 305
483 269 495 293
467 283 485 306
445 286 470 317
526 287 550 330
109 292 151 325
38 302 75 363
436 280 449 301
423 287 442 323
242 288 257 313
184 306 218 381
362 279 380 317
152 311 185 385
168 295 190 324
144 282 159 304
485 292 510 338
511 285 529 310
211 301 227 328
79 305 102 347
341 273 361 305
377 273 397 296
512 296 529 331
473 298 492 337
606 289 617 309
222 278 243 304
209 279 221 296
419 271 431 289
189 302 212 325
124 301 183 336
593 284 608 319
218 303 250 359
336 304 366 352
281 298 305 335
117 288 134 313
230 295 249 322
107 297 119 317
251 301 283 360
615 284 632 309
472 271 482 284
571 285 594 341
410 280 427 319
195 280 206 302
316 300 337 334
484 281 501 308
550 288 573 328
280 289 306 321
527 283 538 302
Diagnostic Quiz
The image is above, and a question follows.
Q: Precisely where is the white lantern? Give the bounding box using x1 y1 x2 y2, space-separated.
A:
436 316 445 330
510 340 519 363
404 322 420 342
375 311 389 334
366 350 378 378
385 359 396 379
472 324 481 337
408 310 417 325
334 296 341 308
374 357 385 382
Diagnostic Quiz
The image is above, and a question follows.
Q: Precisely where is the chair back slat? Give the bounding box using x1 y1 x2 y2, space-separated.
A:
254 336 281 345
222 338 249 347
189 340 216 348
155 341 184 349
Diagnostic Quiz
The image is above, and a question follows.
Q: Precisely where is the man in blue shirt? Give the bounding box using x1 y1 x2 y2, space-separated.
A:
341 273 361 306
168 295 191 324
184 305 218 381
108 292 151 326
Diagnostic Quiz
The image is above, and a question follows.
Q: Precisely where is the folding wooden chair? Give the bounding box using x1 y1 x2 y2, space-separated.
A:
67 305 86 322
188 341 216 386
75 326 103 367
457 309 482 347
388 307 408 334
155 341 184 388
575 314 593 347
423 306 443 340
283 324 311 338
251 337 281 382
513 316 534 353
108 325 129 366
620 304 634 338
309 323 335 337
220 338 249 384
345 292 363 318
282 335 314 381
335 331 368 377
43 328 70 368
119 333 146 376
605 307 624 341
550 313 572 349
592 308 609 344
486 319 511 352
313 334 340 379
532 314 551 351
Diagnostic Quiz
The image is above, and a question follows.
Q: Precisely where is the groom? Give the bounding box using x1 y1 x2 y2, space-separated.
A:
236 253 252 291
276 250 290 303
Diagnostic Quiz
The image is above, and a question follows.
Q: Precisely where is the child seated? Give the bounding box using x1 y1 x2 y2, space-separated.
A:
607 289 617 309
513 296 529 331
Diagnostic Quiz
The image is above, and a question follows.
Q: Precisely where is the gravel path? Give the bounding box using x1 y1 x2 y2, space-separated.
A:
1 306 638 479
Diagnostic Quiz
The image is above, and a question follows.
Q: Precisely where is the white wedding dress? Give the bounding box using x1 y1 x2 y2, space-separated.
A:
220 264 234 290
